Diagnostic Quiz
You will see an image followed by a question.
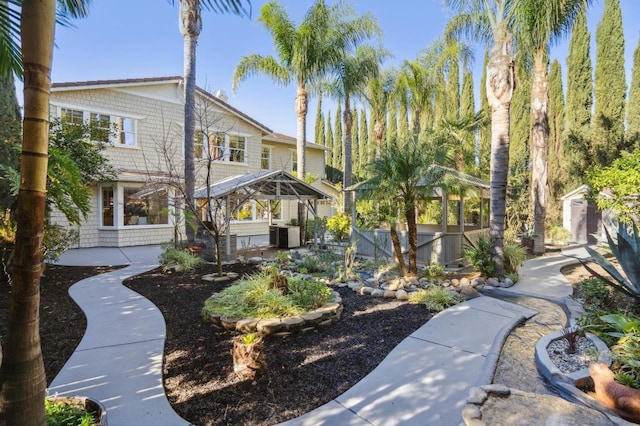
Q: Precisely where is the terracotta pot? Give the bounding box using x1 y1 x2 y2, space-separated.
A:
47 396 108 426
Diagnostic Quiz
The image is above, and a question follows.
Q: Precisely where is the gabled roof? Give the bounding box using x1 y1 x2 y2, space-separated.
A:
51 76 272 134
262 132 330 151
194 169 329 201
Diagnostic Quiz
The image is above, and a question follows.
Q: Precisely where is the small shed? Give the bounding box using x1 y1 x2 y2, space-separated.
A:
561 185 609 245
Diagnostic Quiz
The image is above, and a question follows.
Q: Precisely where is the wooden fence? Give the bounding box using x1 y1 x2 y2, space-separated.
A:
353 227 489 266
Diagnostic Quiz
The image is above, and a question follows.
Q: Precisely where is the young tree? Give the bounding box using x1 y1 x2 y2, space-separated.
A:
593 0 627 166
363 138 447 275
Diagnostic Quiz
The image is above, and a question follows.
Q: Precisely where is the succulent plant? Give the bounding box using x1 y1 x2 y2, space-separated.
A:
584 221 640 303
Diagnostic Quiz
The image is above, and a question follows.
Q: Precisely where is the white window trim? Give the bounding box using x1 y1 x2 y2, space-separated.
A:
53 103 142 149
194 128 251 165
261 146 272 170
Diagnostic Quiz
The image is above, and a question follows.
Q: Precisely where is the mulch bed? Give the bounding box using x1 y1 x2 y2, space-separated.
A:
0 262 433 425
0 256 601 426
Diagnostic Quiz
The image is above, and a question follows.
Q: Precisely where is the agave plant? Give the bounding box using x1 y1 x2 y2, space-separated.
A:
584 221 640 303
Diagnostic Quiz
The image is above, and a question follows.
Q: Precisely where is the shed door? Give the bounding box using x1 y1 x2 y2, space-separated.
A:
586 202 602 245
570 199 587 244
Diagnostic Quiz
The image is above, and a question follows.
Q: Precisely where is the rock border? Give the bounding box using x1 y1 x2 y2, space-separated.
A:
205 291 343 337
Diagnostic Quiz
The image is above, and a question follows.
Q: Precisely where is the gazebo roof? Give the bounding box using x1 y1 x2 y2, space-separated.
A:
193 170 330 201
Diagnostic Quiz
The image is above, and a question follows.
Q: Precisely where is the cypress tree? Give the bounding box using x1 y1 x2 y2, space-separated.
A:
368 109 376 162
507 59 532 233
478 48 491 180
447 60 460 121
460 70 475 172
593 0 627 165
351 108 359 177
509 60 531 177
314 94 324 145
628 35 640 147
548 60 566 222
564 6 592 189
325 113 334 181
333 105 343 172
359 108 368 172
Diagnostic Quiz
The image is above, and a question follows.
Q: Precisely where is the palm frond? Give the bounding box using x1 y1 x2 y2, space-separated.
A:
232 54 290 90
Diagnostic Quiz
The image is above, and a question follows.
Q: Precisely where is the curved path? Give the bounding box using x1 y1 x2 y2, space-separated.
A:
51 245 590 425
50 246 189 425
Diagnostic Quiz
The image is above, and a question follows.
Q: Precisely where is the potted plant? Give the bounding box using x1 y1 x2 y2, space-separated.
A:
46 395 108 426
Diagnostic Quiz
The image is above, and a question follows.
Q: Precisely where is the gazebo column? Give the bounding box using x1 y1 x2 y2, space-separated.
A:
441 192 448 234
459 197 465 234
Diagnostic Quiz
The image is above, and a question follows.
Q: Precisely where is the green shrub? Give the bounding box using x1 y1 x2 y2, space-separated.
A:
326 212 350 242
297 255 324 273
202 272 333 319
408 286 463 312
46 398 97 426
503 242 527 273
423 262 445 278
463 236 495 277
599 313 640 389
505 271 519 284
159 247 203 272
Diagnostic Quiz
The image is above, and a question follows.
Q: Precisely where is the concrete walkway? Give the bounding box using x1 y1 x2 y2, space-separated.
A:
50 245 189 426
51 245 591 425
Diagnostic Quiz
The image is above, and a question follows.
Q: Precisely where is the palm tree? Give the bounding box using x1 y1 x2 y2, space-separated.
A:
519 0 590 255
445 0 517 277
325 45 384 212
363 69 394 160
0 2 90 424
399 58 433 138
232 0 377 179
174 0 250 244
363 138 447 275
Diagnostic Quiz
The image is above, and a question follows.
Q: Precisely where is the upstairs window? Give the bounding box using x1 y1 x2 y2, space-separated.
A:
194 131 247 164
57 106 138 147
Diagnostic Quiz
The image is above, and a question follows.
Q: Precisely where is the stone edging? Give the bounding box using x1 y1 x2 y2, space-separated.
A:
205 291 343 337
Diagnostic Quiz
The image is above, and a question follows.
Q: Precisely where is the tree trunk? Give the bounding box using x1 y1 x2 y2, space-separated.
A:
180 0 201 245
389 224 407 276
486 23 514 278
343 96 353 213
405 204 418 276
531 50 549 256
0 1 54 424
295 82 308 245
232 334 266 381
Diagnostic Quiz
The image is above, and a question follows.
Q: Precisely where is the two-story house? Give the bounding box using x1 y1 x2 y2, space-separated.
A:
49 76 334 248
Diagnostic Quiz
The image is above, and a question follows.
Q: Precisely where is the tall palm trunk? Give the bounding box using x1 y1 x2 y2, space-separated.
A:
531 49 549 256
343 95 353 212
486 24 514 278
405 203 418 275
180 0 201 244
0 1 54 424
295 82 308 245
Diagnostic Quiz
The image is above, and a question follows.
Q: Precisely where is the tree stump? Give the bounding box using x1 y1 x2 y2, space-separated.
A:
232 334 266 381
589 362 640 423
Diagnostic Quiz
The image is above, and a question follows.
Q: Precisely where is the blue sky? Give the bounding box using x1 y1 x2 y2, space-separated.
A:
25 0 640 138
